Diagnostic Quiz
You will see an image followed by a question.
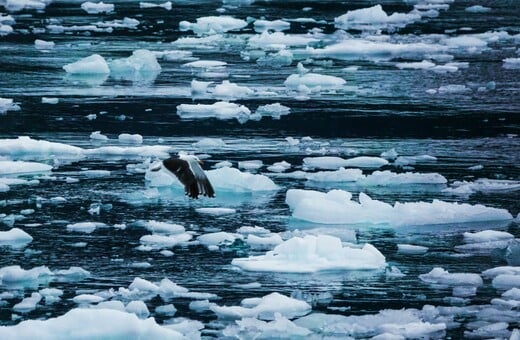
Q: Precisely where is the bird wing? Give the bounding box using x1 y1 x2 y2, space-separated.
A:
162 158 214 199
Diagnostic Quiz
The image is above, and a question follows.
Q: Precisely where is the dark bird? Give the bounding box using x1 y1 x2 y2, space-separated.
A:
152 154 215 199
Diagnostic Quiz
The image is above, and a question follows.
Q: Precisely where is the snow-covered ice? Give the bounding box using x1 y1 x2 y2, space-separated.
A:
286 189 512 226
232 234 386 272
63 54 110 75
81 1 114 14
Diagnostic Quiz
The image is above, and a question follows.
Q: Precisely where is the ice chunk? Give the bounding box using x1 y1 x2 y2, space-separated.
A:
503 58 520 69
444 179 520 196
179 16 247 35
0 265 52 283
255 103 290 120
223 313 311 338
361 170 447 185
232 234 386 272
286 189 512 226
0 308 184 338
0 161 52 175
142 220 185 234
213 80 253 99
238 160 262 170
109 49 161 82
13 293 42 313
195 207 236 215
190 79 212 95
126 300 150 319
303 156 387 170
63 54 109 75
284 72 346 90
248 31 318 48
192 137 226 148
419 267 483 286
1 0 50 12
66 222 107 233
465 5 491 13
463 230 514 244
140 233 192 249
397 244 428 254
81 1 114 14
492 274 520 290
177 102 251 123
34 39 54 49
0 228 32 247
267 160 291 173
253 19 290 32
41 97 58 104
139 1 171 10
182 60 227 69
118 133 143 144
155 304 176 316
72 294 104 304
198 231 241 249
0 97 20 114
89 131 108 141
334 5 421 32
211 292 311 320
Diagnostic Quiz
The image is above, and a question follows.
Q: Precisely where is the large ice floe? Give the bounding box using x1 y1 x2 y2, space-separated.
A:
232 234 386 272
0 160 52 175
146 163 279 193
80 1 114 14
0 308 185 338
62 54 110 75
0 97 20 114
285 189 513 226
109 49 161 83
303 156 388 169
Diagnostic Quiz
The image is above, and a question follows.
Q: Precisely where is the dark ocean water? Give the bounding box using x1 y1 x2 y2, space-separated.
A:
0 0 519 338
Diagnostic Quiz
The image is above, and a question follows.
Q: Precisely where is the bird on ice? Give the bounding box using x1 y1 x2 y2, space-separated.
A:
151 154 215 199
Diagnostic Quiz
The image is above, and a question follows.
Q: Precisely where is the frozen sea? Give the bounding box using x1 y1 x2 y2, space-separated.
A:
0 0 519 338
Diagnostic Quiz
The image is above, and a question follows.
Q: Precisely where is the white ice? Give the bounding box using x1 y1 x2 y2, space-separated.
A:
419 267 483 287
444 179 520 196
109 49 161 81
303 156 388 170
503 58 520 69
334 5 421 32
118 133 143 144
397 244 428 254
212 80 253 99
463 230 514 244
13 293 42 313
210 292 311 320
41 97 58 104
177 102 251 123
253 19 290 32
179 16 247 35
139 1 171 10
195 207 236 215
232 234 386 272
90 131 108 141
0 228 32 246
63 54 110 75
66 222 107 233
0 308 185 338
81 1 114 14
0 160 52 175
286 189 512 226
223 313 311 338
34 39 55 49
284 72 346 90
192 137 226 149
255 103 290 120
0 97 20 114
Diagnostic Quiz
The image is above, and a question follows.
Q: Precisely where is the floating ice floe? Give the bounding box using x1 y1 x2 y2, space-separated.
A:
63 54 110 75
303 156 388 170
179 16 247 35
267 160 291 173
0 23 13 36
223 313 311 339
81 1 114 14
198 231 241 250
455 230 515 253
293 309 447 338
139 1 171 10
13 293 42 313
444 179 520 196
0 160 52 175
34 39 54 49
248 31 319 49
419 267 483 287
140 233 192 249
394 154 437 167
41 97 58 104
503 58 520 69
465 5 491 13
109 49 161 83
0 136 83 159
210 292 311 320
118 133 143 144
285 189 513 226
255 103 290 120
0 97 20 114
182 60 227 69
284 72 346 90
253 19 290 32
95 17 139 29
232 234 386 273
334 4 422 32
397 244 428 254
176 102 251 123
0 265 52 284
192 137 226 149
238 160 262 171
0 308 185 338
0 228 32 247
90 131 108 141
1 0 52 12
66 222 107 234
196 207 236 215
212 80 253 99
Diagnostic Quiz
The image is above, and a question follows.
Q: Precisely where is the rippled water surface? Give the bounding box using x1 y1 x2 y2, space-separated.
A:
0 0 519 338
